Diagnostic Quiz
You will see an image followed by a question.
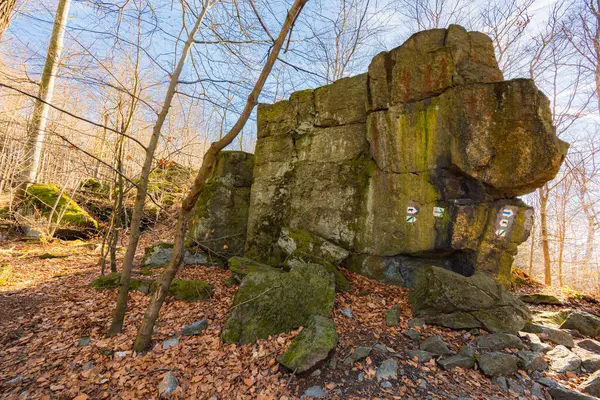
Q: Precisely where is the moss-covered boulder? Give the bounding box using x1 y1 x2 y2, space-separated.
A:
188 151 253 259
90 273 212 301
0 263 12 285
146 160 193 207
25 184 98 234
221 263 335 344
279 315 338 373
409 266 531 333
228 256 281 284
278 227 349 266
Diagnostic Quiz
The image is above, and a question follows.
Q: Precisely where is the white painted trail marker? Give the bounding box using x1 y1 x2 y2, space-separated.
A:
499 219 509 227
407 206 419 215
406 215 417 223
433 207 444 218
496 229 507 237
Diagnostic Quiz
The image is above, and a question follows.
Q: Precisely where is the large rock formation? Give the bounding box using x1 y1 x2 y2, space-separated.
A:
188 151 254 258
244 25 568 285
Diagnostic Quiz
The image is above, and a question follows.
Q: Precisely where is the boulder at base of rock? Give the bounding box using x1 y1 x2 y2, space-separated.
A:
420 335 451 356
519 293 562 305
409 266 531 333
546 345 582 373
376 359 398 381
142 242 218 269
578 339 600 354
523 323 574 347
560 311 600 337
228 256 281 284
538 378 597 400
278 227 350 266
477 352 519 377
343 346 371 366
279 315 338 373
182 320 209 336
516 351 548 372
438 353 475 370
475 333 523 351
572 346 600 373
221 264 335 344
581 370 600 397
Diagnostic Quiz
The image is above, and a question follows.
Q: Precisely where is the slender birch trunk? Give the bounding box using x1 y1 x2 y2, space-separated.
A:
539 184 552 285
107 3 210 337
133 0 309 353
0 0 16 40
16 0 71 200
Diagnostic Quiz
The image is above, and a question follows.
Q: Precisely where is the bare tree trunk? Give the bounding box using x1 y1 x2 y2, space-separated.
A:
107 4 209 337
528 221 535 276
539 184 552 285
133 0 309 353
0 0 16 40
15 0 71 200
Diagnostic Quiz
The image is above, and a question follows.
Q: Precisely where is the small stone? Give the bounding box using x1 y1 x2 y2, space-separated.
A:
344 346 371 365
520 332 552 353
572 346 600 372
419 378 427 389
408 318 425 328
547 345 582 373
420 335 450 356
507 379 525 395
376 359 398 381
9 376 24 386
329 358 338 369
311 369 321 377
77 337 91 347
302 386 326 399
341 307 354 318
373 344 389 353
158 371 178 398
357 372 364 382
115 351 127 358
458 345 475 358
385 305 400 327
82 361 94 371
407 350 433 363
162 338 179 350
492 376 508 392
182 320 209 336
524 323 574 347
530 381 544 399
578 339 600 354
380 381 392 388
438 354 475 370
404 329 420 341
476 333 523 351
581 370 600 396
517 351 548 372
477 352 519 377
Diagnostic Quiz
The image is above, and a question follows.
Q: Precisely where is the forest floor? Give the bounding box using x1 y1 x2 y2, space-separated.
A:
0 228 598 399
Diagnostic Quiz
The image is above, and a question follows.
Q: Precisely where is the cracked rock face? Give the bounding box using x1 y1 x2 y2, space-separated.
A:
244 25 568 285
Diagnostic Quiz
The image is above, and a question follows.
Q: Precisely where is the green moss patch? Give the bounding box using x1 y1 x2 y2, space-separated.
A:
26 184 98 229
0 264 12 285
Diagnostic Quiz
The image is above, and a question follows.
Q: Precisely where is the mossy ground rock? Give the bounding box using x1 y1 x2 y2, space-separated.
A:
409 266 530 333
90 273 212 301
25 184 98 232
228 256 281 284
279 315 338 373
221 264 335 344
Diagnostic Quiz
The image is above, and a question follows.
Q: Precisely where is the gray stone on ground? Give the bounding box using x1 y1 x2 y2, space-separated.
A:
546 345 582 373
77 337 91 347
143 242 212 268
409 266 531 334
492 376 508 392
516 351 548 372
182 320 209 336
341 307 353 318
519 332 551 353
438 353 475 370
407 350 433 363
477 352 519 377
408 318 425 328
519 293 562 305
301 386 326 399
560 311 600 337
343 346 371 366
572 346 600 372
530 381 545 399
279 315 338 373
523 323 574 347
578 339 600 354
475 333 523 351
162 338 179 350
82 361 94 371
538 379 597 400
420 335 451 356
158 371 178 398
221 263 335 344
507 379 524 395
581 370 600 397
376 359 398 381
386 305 400 327
404 329 420 341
